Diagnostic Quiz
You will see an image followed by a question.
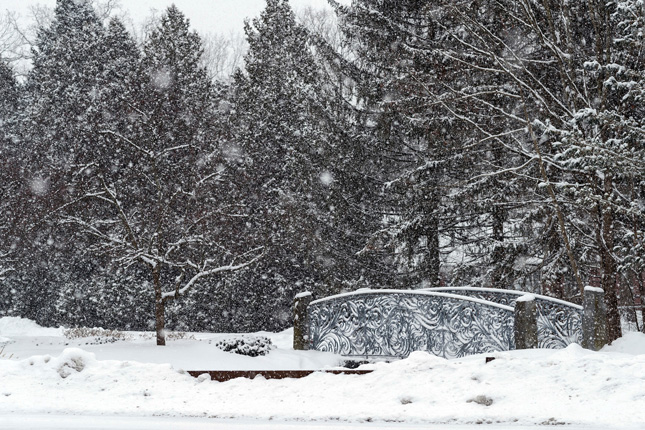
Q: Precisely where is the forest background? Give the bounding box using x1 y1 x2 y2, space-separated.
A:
1 0 644 344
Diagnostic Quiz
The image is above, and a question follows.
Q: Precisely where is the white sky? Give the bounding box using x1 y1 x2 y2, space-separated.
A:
0 0 337 36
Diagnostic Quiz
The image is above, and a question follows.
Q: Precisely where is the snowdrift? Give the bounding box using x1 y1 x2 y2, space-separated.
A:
1 317 644 426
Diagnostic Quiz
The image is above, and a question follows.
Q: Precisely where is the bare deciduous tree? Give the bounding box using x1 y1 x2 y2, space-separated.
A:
201 31 247 81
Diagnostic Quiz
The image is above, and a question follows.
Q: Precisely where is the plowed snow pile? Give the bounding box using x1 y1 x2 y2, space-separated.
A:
0 316 63 337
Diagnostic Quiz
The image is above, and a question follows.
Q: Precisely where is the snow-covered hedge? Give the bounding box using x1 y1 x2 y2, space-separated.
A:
63 327 133 344
214 336 274 357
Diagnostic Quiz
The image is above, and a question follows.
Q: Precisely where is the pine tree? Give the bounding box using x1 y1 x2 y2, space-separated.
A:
0 60 19 312
230 0 335 320
349 0 645 340
612 0 645 332
549 0 645 337
303 5 399 292
14 0 110 326
332 0 464 289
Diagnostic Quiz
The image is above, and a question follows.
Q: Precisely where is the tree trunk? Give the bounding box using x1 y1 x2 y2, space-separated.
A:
640 273 645 334
491 204 505 288
425 211 440 288
521 90 585 298
600 244 621 342
153 266 166 346
422 173 441 288
630 177 645 333
599 175 622 342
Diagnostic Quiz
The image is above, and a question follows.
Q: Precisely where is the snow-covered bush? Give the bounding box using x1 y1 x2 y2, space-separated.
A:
63 327 194 344
63 327 133 344
164 331 195 341
214 336 274 357
52 348 95 379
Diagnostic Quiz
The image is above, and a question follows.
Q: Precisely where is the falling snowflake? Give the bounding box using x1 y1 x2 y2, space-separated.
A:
222 143 244 163
30 177 50 196
320 171 333 186
150 68 173 91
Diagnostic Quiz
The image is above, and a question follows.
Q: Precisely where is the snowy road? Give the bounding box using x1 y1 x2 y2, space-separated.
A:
2 415 643 430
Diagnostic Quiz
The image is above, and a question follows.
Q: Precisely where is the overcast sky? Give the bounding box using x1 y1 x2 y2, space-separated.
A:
0 0 338 36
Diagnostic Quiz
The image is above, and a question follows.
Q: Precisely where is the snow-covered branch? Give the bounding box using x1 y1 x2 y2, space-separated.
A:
161 248 264 300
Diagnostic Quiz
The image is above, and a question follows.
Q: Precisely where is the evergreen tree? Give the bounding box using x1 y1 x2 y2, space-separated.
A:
24 0 107 173
0 60 19 312
346 0 645 339
305 5 397 292
332 0 465 289
0 60 18 122
13 0 109 325
74 5 261 345
50 16 146 328
229 0 336 324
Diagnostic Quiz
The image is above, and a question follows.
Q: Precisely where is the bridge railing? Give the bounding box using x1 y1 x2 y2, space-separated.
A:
307 289 514 359
299 287 606 359
423 287 583 349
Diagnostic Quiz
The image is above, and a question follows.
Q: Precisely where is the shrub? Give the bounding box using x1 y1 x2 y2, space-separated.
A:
63 327 132 344
214 335 274 357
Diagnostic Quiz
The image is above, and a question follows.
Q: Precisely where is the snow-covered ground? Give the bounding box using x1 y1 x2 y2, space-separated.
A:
5 415 643 430
1 316 644 428
0 317 338 370
11 415 642 430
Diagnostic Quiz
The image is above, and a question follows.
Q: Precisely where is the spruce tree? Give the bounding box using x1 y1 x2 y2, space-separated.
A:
332 0 458 289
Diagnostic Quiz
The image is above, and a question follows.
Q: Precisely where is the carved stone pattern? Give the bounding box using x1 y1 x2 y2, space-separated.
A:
308 293 514 359
428 289 582 348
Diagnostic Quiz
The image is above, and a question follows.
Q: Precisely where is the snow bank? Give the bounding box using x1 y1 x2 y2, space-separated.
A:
0 316 63 337
2 316 644 426
1 342 645 426
603 331 645 355
257 327 294 350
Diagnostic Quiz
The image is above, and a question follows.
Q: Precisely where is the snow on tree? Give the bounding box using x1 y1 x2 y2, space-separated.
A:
15 1 261 342
369 0 645 339
78 5 262 345
0 60 19 294
3 0 644 337
331 0 471 289
325 0 645 341
228 0 338 321
10 0 112 326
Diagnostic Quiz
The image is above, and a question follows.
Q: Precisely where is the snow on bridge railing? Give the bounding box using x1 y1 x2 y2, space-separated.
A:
423 287 583 310
307 289 515 359
423 287 583 349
